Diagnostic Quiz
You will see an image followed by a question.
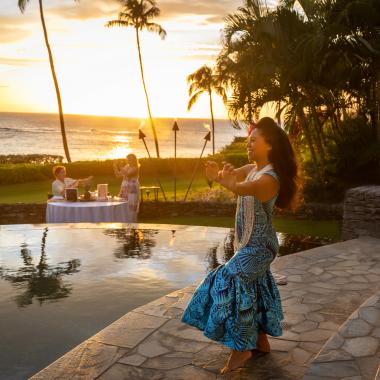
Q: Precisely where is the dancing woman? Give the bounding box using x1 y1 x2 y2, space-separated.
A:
181 117 299 374
113 153 140 222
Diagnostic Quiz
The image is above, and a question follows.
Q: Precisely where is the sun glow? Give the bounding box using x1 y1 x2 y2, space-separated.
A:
104 145 132 159
113 134 132 144
0 3 230 119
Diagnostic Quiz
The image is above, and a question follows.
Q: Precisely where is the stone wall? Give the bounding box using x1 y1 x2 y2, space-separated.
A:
275 202 342 220
139 201 342 220
0 203 46 225
341 186 380 240
0 201 342 225
139 201 236 218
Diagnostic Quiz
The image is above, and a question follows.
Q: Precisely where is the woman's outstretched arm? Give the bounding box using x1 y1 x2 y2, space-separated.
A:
113 161 123 178
232 164 256 182
214 163 279 203
205 161 255 183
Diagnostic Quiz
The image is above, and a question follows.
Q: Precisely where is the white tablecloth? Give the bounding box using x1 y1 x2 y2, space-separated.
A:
46 201 132 223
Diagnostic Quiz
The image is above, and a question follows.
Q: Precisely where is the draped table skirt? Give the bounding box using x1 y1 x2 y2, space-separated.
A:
46 201 132 223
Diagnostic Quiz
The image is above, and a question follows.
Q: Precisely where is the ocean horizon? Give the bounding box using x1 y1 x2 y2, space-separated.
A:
0 112 246 162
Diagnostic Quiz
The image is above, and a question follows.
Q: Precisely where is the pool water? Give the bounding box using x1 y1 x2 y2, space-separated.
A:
0 224 332 379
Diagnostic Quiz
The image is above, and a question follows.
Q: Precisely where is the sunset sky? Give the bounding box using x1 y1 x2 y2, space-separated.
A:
0 0 252 119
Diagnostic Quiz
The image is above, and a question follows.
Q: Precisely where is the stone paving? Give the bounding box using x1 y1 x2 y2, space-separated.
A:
31 236 380 380
304 293 380 379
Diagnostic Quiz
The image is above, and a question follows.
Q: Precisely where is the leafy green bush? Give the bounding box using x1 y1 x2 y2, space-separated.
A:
0 164 48 184
0 137 250 185
0 154 63 164
189 187 237 203
302 117 380 202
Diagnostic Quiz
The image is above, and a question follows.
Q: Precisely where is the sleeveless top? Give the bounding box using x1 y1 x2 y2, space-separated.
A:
234 165 280 260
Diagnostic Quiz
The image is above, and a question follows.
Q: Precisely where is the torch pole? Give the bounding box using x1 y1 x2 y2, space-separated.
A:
183 131 210 202
139 129 167 201
172 121 179 202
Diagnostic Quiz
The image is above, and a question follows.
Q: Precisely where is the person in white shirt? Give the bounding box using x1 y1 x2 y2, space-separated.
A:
52 165 93 197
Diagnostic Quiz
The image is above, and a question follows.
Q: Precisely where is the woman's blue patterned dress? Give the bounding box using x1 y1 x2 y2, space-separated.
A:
181 169 284 351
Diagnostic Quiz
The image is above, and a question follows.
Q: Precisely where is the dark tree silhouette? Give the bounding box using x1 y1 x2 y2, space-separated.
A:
0 228 81 307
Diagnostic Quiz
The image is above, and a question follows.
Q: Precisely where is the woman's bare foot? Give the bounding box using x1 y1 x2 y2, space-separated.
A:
256 332 271 353
220 350 252 374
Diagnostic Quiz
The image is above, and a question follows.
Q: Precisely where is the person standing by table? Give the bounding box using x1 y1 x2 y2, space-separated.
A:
51 166 93 197
113 153 140 222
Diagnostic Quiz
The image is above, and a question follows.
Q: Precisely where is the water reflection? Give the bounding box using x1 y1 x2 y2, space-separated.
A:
206 230 333 272
103 228 157 260
277 232 333 256
0 228 81 307
206 230 235 272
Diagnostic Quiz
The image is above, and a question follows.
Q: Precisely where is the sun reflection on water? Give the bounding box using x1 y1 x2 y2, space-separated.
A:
113 134 132 144
105 145 132 159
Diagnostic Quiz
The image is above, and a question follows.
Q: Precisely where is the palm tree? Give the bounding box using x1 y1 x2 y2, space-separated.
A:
0 228 81 307
187 65 226 155
106 0 166 158
18 0 74 163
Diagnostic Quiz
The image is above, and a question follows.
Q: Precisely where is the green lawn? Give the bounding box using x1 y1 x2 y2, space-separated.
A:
139 215 342 240
0 176 212 203
0 177 341 240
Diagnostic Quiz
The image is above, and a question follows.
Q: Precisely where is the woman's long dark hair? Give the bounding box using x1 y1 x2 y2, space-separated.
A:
254 117 300 210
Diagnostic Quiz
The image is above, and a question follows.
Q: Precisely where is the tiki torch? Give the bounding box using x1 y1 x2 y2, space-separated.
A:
183 130 211 202
172 120 179 202
138 127 167 201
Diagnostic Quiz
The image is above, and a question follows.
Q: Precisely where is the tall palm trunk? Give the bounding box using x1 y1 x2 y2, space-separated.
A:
299 111 322 181
310 106 326 166
135 28 160 158
376 72 380 142
209 90 215 155
247 93 253 124
39 0 71 163
277 101 282 125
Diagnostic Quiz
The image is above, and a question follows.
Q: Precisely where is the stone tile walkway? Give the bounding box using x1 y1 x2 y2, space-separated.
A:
31 236 380 380
304 293 380 379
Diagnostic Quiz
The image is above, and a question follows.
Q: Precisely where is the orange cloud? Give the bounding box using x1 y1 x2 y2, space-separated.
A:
0 15 34 43
48 0 119 20
47 0 240 23
0 57 43 66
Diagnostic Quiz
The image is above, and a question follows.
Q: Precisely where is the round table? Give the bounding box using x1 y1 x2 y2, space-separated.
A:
46 201 133 223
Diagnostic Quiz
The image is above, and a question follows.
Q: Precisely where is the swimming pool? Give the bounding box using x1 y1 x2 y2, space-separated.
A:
0 224 332 379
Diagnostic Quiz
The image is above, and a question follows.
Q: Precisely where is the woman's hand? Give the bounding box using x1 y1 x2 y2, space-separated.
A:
219 163 237 191
113 161 122 178
221 162 236 177
205 161 220 181
84 176 94 185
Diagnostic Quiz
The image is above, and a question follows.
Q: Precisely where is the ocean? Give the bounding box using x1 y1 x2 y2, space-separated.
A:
0 112 246 161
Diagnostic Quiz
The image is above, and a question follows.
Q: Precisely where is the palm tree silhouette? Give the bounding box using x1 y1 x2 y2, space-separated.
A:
0 228 81 307
187 65 226 155
206 231 235 272
18 0 75 163
106 0 167 158
104 228 156 259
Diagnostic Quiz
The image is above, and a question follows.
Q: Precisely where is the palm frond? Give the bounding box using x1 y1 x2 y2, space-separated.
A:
18 0 31 13
105 19 132 28
143 5 160 19
187 90 203 111
144 22 167 39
